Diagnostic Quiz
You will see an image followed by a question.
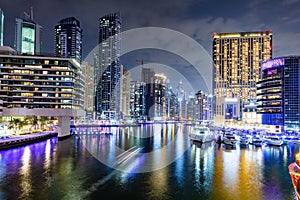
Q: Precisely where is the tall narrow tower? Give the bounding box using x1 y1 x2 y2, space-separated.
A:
95 12 121 119
14 8 42 54
54 17 82 63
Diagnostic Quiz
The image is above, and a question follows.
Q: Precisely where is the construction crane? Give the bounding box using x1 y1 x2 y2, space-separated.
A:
135 59 158 67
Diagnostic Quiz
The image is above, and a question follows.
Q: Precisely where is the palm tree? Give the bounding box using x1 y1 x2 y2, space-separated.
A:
39 116 49 130
23 116 38 132
8 118 21 135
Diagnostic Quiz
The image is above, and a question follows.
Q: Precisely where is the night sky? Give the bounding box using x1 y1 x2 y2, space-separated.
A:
1 0 300 92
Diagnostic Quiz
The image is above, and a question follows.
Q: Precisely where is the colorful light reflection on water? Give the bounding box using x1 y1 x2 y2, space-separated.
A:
0 124 299 200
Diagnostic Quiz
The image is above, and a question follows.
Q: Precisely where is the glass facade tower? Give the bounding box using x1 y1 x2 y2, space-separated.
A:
257 56 300 132
14 10 42 54
95 12 121 119
54 17 82 63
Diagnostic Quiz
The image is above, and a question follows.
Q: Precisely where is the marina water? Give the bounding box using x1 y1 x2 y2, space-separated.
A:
0 123 298 200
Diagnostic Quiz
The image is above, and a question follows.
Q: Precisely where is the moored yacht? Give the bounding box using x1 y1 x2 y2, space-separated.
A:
189 126 215 143
248 135 263 146
282 134 300 144
237 135 249 146
222 133 237 146
262 134 283 146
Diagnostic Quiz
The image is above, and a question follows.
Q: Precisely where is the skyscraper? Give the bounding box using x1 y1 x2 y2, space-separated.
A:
54 17 82 63
213 31 272 125
154 73 166 120
0 8 4 46
141 67 156 120
82 61 94 114
130 81 146 120
95 12 121 119
14 8 42 54
121 70 131 119
257 57 300 132
176 80 186 120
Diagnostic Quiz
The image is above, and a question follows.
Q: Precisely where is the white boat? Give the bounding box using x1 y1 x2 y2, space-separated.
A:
189 126 215 143
248 135 263 146
282 134 300 144
262 135 283 146
222 133 237 146
237 135 249 146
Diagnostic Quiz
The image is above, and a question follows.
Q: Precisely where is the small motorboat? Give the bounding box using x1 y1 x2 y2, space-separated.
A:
222 133 237 146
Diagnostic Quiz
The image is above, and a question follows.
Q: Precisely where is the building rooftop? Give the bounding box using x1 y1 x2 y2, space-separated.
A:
0 46 17 54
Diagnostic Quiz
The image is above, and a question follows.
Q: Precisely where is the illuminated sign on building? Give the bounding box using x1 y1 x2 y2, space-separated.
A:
261 58 285 71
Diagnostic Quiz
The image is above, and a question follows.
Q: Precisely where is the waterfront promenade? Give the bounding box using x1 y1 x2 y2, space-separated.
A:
0 131 57 150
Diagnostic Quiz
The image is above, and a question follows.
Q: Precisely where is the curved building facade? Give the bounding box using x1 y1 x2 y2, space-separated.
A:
257 56 300 132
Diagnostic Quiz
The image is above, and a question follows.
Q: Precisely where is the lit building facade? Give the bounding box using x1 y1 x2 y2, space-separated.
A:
213 31 272 125
242 103 261 126
257 57 300 132
14 10 42 54
130 81 146 120
0 47 84 137
186 95 196 121
95 12 121 119
82 61 94 114
141 67 155 120
176 80 186 120
121 70 131 119
0 8 4 46
154 73 166 120
195 91 207 121
54 17 82 63
169 92 179 120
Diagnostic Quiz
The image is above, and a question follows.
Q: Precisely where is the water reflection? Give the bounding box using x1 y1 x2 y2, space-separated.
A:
0 125 298 200
20 146 32 199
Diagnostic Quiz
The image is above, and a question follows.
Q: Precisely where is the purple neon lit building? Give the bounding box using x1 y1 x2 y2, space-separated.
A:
257 56 300 132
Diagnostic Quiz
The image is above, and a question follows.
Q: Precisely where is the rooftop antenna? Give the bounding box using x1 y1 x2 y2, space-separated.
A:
30 6 34 20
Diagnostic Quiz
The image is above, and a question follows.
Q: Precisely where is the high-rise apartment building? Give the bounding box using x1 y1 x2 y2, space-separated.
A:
176 80 186 120
0 8 4 46
130 81 146 120
154 73 166 120
0 46 84 137
213 31 272 125
141 67 155 119
14 9 42 54
82 61 94 114
54 17 82 63
257 56 300 132
121 70 131 119
95 12 121 119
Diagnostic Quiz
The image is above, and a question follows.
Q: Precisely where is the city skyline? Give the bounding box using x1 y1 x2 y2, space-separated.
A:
1 1 300 126
0 0 300 59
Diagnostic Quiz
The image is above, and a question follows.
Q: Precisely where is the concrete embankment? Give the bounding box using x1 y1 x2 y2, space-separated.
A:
0 131 58 150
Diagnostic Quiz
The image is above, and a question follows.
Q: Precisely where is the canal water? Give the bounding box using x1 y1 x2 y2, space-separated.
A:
0 124 298 200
